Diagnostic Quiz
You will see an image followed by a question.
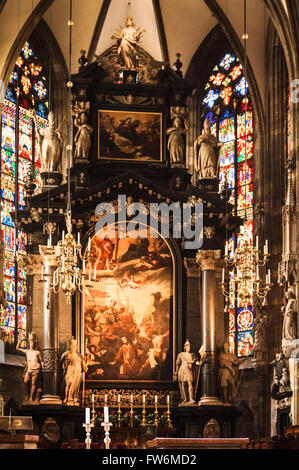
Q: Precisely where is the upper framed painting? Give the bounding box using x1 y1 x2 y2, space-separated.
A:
98 109 163 162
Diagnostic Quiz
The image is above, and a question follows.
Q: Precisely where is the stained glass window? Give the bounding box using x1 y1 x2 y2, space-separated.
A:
0 41 48 346
202 53 254 357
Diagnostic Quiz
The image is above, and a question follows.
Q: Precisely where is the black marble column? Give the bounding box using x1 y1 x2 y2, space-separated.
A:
39 247 62 405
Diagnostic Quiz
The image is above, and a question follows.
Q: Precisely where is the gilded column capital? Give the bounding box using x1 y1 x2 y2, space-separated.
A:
196 249 222 271
184 257 201 277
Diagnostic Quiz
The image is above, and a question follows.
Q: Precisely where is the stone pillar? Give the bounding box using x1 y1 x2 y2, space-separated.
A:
196 250 223 406
39 246 62 405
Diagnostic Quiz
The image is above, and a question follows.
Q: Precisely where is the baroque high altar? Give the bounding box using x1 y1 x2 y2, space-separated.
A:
0 10 298 449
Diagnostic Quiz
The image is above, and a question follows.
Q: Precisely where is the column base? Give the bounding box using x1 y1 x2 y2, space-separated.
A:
39 395 62 405
198 397 224 406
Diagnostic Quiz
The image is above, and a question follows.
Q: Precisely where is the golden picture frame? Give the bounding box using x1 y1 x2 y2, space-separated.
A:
98 109 163 162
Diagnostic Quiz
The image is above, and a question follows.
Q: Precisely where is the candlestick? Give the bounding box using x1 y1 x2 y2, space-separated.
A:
166 395 173 429
101 422 112 449
91 395 95 425
104 406 109 423
117 395 122 428
83 421 94 450
154 396 158 428
130 394 134 427
85 407 90 424
141 394 146 427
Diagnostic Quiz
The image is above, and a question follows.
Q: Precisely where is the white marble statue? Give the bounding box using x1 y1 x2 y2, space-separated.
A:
74 112 93 160
174 339 199 405
16 332 43 404
194 118 221 179
166 116 186 165
33 111 63 172
112 17 144 69
61 337 87 406
282 289 297 341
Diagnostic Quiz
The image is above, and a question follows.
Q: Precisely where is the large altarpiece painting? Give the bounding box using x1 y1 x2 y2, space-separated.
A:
83 223 174 383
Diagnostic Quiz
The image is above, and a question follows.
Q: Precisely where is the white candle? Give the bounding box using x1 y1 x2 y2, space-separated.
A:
92 394 94 403
225 241 228 256
143 394 145 403
118 394 120 403
88 271 91 281
265 239 268 254
85 407 90 424
155 395 158 404
222 268 225 283
167 395 170 404
62 230 65 242
256 265 259 280
83 259 86 274
77 232 80 244
104 394 107 403
256 235 259 250
268 269 271 284
130 394 133 403
104 406 109 423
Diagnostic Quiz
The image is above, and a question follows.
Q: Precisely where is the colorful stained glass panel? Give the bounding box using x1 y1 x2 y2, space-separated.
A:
219 141 235 167
17 305 27 329
235 77 248 96
2 225 15 251
237 306 253 331
237 136 253 161
1 199 15 227
1 148 16 177
237 331 253 356
0 303 15 328
203 89 219 108
4 277 15 302
17 231 27 254
209 73 225 86
237 112 253 137
219 53 236 70
237 160 253 186
0 174 16 202
18 279 27 304
237 184 253 212
219 118 235 143
4 253 15 277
